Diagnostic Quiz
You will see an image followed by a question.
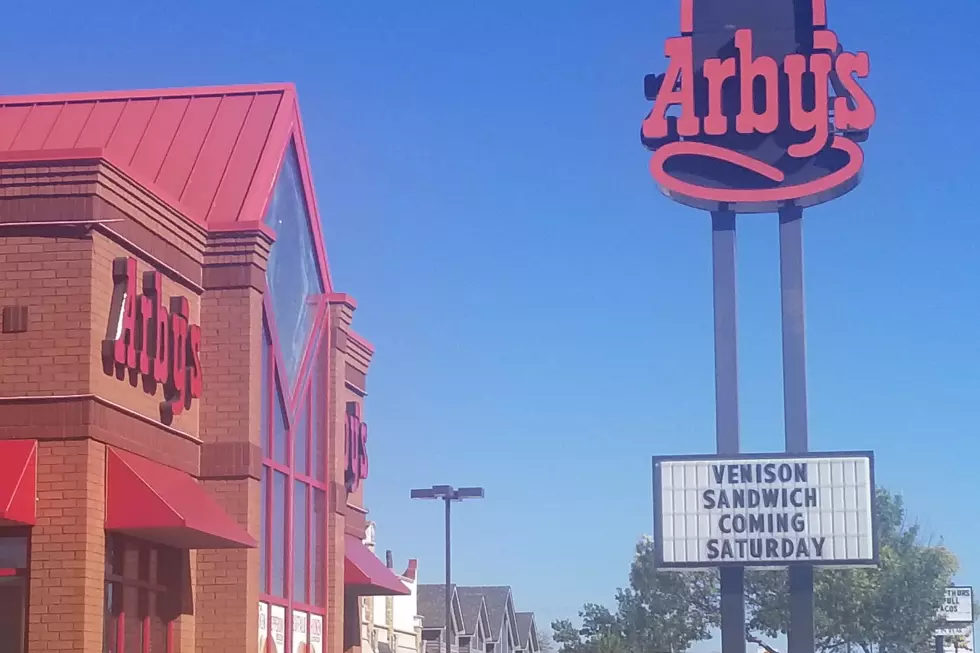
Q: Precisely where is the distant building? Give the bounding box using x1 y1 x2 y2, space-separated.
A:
417 585 541 653
360 523 424 653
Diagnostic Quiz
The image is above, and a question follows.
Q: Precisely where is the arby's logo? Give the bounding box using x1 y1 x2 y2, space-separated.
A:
102 257 203 423
344 401 369 493
641 0 875 211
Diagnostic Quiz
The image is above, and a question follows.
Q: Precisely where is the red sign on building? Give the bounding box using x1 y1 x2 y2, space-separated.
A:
641 0 874 212
345 402 369 493
102 257 203 422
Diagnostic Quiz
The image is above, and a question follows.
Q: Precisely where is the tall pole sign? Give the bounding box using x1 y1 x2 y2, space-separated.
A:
643 2 878 653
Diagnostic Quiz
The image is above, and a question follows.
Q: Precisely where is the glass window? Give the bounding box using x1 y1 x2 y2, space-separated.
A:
262 325 272 457
272 471 288 597
104 535 177 653
294 397 309 477
260 467 269 594
311 339 326 483
312 488 326 606
263 142 324 388
293 481 309 603
0 537 27 569
273 379 288 465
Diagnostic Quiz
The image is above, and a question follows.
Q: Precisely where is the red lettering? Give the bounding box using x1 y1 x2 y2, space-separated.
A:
104 257 204 423
785 50 832 158
145 272 170 386
344 402 370 492
834 51 875 131
703 57 736 136
735 30 779 135
112 257 138 369
188 324 203 399
166 297 189 417
644 28 873 159
358 420 369 480
137 275 153 376
642 36 697 139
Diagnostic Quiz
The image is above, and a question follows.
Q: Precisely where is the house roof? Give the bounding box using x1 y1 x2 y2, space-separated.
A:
456 587 513 638
0 83 333 289
516 613 536 649
417 584 452 628
457 593 488 636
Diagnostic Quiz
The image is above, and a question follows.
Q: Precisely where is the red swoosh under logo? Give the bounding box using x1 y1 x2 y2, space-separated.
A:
649 136 864 205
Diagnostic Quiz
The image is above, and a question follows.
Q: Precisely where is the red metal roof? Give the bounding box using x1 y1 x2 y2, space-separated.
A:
0 440 36 526
104 447 257 550
0 82 333 290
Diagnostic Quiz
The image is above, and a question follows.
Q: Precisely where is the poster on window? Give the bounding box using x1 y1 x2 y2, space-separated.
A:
309 615 323 653
292 611 309 653
271 605 286 653
259 602 269 653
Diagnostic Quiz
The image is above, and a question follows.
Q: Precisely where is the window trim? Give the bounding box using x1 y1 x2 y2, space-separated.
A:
259 299 331 650
103 534 178 653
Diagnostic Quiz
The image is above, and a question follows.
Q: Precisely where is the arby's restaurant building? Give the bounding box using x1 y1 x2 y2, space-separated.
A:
0 83 409 653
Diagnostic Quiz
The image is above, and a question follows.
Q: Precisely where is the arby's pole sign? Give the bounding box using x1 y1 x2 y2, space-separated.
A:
641 0 875 212
102 257 203 423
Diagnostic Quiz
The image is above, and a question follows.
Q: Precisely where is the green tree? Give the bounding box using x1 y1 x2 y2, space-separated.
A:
746 489 959 653
551 537 719 653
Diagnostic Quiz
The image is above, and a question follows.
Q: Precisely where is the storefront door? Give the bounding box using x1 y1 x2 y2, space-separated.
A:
0 534 28 653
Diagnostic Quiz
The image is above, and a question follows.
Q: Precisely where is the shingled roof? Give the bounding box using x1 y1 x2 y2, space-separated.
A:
455 586 517 642
515 613 537 650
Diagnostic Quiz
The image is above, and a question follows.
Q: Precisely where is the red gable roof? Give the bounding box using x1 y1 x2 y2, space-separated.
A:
0 82 332 290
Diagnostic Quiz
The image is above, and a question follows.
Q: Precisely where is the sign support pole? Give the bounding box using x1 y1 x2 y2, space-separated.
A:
711 209 746 653
779 205 815 653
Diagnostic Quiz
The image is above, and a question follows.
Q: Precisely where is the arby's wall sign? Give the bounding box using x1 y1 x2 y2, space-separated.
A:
641 0 875 212
102 257 203 423
345 401 369 493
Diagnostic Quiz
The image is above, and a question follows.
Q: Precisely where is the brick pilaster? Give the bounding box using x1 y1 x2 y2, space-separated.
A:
196 228 269 653
28 439 106 653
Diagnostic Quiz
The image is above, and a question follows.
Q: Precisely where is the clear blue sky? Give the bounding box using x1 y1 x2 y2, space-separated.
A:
5 0 979 643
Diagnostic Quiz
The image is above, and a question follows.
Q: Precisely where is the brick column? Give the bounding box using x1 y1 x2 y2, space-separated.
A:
29 439 106 653
196 229 270 653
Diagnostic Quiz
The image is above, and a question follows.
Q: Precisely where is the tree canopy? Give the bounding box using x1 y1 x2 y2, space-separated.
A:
552 489 962 653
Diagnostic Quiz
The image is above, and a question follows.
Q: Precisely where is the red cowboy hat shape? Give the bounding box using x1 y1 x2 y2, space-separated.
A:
641 0 875 213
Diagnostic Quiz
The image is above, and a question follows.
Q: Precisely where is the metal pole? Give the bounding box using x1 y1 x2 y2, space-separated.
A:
711 210 746 653
936 635 945 653
445 495 453 653
779 205 814 653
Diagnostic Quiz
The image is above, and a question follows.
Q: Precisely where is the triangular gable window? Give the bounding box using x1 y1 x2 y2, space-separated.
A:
263 140 324 389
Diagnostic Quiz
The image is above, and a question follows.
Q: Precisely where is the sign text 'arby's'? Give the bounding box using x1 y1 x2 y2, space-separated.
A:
103 257 203 423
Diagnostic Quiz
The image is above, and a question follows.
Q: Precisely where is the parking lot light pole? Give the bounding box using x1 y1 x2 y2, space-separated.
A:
411 485 485 653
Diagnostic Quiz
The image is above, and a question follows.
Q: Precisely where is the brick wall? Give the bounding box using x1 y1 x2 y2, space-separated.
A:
0 231 93 397
29 439 106 653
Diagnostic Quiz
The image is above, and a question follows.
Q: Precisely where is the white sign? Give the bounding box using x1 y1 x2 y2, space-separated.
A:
941 587 975 625
653 453 876 568
310 615 323 653
270 605 286 653
938 624 974 653
293 611 308 653
259 602 269 653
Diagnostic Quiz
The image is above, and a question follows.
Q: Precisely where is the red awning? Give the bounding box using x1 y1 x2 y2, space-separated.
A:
105 448 256 550
345 534 410 596
0 440 36 526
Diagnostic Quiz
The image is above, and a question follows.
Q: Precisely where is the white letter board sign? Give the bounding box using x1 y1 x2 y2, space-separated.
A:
653 452 877 569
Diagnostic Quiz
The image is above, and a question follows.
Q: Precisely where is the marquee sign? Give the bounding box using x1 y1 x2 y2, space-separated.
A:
345 401 369 493
940 587 975 626
653 452 876 569
103 257 203 422
641 0 875 212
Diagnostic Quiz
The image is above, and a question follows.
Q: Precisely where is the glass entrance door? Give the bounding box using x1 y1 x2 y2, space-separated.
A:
0 535 28 653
